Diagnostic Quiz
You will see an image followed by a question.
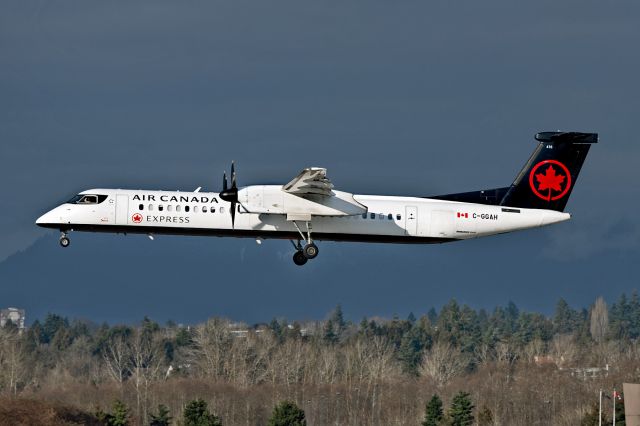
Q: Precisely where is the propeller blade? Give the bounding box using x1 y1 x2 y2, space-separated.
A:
230 201 236 228
231 161 237 189
219 162 239 228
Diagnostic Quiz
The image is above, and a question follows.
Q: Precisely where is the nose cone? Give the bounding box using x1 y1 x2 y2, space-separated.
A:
36 208 63 229
35 211 52 227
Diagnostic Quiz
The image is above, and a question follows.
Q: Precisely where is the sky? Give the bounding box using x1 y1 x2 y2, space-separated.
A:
1 0 639 325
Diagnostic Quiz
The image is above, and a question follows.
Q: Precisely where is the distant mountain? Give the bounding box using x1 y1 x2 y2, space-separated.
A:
0 227 636 325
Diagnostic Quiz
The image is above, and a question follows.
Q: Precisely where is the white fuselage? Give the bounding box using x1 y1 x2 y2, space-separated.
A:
36 188 570 244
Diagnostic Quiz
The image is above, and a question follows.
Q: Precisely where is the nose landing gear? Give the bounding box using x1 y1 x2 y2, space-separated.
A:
59 232 70 248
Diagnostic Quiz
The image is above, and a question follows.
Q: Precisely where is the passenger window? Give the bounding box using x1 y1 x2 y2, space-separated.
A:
167 205 173 212
362 213 367 219
220 206 225 214
149 204 153 211
185 206 190 212
370 213 375 219
388 214 393 220
176 205 181 212
379 214 384 220
202 206 208 213
211 207 216 213
139 204 144 211
159 205 164 212
396 214 401 220
194 206 199 213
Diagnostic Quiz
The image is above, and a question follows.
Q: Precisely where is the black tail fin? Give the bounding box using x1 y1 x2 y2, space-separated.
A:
500 132 598 211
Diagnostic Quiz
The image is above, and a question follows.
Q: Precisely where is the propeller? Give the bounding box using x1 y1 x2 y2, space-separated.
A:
219 161 238 228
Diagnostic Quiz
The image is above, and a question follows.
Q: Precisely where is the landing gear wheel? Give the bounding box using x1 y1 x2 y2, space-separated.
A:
59 236 70 248
293 251 308 266
303 243 318 259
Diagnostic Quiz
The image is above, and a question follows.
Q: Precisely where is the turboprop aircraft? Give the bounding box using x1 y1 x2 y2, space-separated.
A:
36 131 597 265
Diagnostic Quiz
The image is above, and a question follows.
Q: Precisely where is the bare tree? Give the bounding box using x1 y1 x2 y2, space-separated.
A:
521 338 545 364
590 296 609 344
102 333 131 386
190 318 233 380
0 329 27 395
419 341 469 388
550 334 578 368
130 328 164 423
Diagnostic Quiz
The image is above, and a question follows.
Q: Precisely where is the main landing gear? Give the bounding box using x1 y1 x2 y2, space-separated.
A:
59 232 70 248
290 221 319 266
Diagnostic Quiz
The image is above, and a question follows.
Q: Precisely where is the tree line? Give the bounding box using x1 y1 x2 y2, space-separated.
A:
1 293 639 425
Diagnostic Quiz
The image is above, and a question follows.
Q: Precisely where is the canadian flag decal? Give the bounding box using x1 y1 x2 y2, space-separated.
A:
457 212 468 218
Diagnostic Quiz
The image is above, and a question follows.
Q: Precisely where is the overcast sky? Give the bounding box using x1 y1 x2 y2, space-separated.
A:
1 1 639 324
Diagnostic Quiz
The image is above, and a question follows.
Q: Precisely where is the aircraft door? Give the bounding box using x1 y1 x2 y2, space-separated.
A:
405 206 418 235
115 194 129 225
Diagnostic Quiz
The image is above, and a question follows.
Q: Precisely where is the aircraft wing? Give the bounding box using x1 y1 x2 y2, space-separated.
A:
282 167 334 197
237 167 366 220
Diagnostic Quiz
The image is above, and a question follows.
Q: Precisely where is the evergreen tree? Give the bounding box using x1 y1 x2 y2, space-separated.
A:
408 312 417 324
141 316 160 340
398 325 428 375
458 305 481 354
359 317 369 333
553 298 581 334
383 315 412 349
427 307 438 324
323 319 338 344
175 327 194 347
268 400 306 426
628 291 640 339
26 320 44 346
487 307 511 342
102 400 129 426
270 318 283 340
422 394 444 426
610 293 630 339
330 304 346 336
514 312 553 345
615 393 625 426
183 399 222 426
506 301 520 334
150 404 172 426
448 391 474 426
436 299 462 346
42 313 69 344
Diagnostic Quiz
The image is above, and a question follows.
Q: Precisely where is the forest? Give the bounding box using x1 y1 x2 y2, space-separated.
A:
1 293 639 425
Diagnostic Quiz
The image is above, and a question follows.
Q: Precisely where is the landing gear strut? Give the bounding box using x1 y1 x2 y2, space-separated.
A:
290 220 319 266
59 232 70 248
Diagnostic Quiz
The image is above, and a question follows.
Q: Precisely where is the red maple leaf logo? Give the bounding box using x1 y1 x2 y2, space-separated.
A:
132 213 143 223
529 160 572 202
537 165 565 190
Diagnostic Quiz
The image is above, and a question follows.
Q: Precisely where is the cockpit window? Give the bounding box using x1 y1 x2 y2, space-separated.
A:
67 194 108 204
78 195 98 204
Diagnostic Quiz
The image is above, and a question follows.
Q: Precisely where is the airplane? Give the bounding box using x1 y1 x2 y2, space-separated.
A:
36 131 597 266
